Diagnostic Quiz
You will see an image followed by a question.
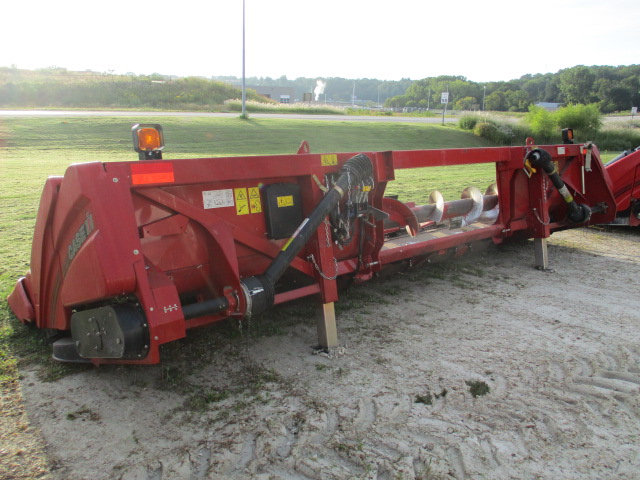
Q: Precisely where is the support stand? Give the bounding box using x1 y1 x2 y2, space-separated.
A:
534 237 549 270
317 302 338 350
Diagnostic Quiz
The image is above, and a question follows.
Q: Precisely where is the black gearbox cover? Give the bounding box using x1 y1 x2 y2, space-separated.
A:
70 303 149 359
263 183 304 239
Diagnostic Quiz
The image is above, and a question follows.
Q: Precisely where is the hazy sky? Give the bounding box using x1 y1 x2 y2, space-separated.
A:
2 0 638 82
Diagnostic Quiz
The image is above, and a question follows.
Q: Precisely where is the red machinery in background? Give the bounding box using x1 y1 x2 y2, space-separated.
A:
603 145 640 226
7 125 640 364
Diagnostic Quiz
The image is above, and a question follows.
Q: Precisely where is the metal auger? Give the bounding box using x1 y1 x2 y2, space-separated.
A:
383 183 500 235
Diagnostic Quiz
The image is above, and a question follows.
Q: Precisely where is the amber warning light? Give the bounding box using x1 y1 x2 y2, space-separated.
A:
132 124 164 160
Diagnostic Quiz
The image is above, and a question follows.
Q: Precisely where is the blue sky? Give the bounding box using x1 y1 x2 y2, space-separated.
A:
2 0 638 82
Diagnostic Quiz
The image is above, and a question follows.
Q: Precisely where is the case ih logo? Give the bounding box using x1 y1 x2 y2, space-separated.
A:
67 212 95 262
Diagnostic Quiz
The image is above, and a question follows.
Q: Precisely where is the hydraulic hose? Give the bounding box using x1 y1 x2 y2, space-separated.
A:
181 153 374 320
265 153 372 282
525 148 591 223
246 153 373 315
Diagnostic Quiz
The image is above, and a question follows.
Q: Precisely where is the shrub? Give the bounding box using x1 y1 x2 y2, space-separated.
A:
459 115 480 130
554 103 602 136
473 122 495 139
524 105 556 141
472 121 517 145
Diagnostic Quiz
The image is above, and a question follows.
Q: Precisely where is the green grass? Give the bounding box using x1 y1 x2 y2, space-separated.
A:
0 115 496 381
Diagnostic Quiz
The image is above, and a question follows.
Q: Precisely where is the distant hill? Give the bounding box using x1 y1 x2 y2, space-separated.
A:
0 67 270 110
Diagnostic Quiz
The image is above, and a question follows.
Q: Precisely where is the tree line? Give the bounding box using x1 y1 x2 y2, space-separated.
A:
384 65 640 113
1 65 638 113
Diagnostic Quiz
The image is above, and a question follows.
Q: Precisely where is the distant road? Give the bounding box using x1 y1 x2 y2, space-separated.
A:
1 110 629 124
0 110 457 124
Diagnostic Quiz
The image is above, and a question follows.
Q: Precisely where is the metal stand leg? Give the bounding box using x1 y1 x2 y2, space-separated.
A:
317 302 338 350
534 237 549 270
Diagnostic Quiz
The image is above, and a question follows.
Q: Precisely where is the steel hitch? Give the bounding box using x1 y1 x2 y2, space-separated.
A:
525 148 591 223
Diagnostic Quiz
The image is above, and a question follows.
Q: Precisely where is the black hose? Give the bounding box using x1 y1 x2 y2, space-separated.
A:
525 148 591 223
182 296 229 320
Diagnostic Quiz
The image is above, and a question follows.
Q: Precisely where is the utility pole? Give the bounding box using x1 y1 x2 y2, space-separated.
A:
241 0 247 118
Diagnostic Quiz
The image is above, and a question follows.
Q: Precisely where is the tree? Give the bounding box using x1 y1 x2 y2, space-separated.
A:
558 66 596 104
485 91 506 111
454 96 478 110
505 90 531 112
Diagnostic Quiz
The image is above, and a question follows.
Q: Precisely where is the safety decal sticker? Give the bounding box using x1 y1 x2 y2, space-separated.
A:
248 186 262 213
321 154 338 166
203 189 234 209
276 195 294 207
235 188 249 215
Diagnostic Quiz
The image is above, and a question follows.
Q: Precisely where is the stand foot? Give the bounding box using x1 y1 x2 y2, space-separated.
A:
317 302 338 350
534 237 549 270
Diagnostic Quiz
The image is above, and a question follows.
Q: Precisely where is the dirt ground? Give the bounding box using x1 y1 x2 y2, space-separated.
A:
4 226 640 480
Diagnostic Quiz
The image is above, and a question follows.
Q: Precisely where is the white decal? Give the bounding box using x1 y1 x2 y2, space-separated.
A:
203 189 234 209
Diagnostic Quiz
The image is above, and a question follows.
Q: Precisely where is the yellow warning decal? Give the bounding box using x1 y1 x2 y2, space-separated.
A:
234 188 249 215
321 154 338 166
248 186 262 213
277 195 294 207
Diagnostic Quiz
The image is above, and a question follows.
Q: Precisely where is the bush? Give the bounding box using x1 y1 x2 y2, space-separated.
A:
472 121 514 144
524 105 556 141
473 122 494 138
554 103 602 135
459 115 480 130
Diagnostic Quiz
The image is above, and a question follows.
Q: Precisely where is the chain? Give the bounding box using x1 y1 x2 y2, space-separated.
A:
307 253 339 280
323 217 332 248
345 169 352 236
532 208 550 226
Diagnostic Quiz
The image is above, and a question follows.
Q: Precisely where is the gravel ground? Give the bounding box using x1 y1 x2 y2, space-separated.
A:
4 226 640 480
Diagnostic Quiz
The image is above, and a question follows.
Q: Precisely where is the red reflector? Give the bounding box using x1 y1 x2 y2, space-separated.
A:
131 162 175 185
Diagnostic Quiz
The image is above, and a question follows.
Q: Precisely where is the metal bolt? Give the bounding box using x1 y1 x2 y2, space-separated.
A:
149 307 154 312
154 336 159 341
133 249 139 255
113 178 119 183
